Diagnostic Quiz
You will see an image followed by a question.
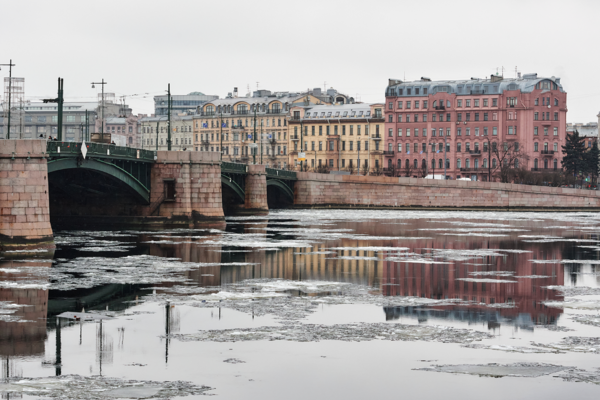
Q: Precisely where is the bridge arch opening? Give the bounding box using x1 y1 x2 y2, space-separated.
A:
266 180 294 209
221 176 245 215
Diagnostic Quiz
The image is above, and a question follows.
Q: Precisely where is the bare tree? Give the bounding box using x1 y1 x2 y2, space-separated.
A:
490 141 530 183
403 162 413 177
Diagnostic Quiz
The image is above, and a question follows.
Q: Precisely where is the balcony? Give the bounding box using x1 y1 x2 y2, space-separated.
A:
269 138 277 145
201 139 210 146
288 116 301 122
470 89 485 95
541 150 555 155
232 110 249 115
460 167 481 172
371 134 382 140
383 150 395 156
468 149 481 155
291 135 300 141
434 105 446 111
266 109 283 114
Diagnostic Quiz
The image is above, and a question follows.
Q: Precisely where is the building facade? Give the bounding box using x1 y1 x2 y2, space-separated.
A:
192 88 351 168
139 115 194 151
0 102 97 141
154 92 218 116
384 74 567 180
287 103 385 172
102 115 145 147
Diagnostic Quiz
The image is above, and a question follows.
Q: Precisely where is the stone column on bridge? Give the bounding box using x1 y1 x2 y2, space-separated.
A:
0 140 54 249
244 164 268 215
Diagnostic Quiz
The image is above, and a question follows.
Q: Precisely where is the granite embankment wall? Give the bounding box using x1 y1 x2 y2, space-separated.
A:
294 172 600 209
0 140 53 246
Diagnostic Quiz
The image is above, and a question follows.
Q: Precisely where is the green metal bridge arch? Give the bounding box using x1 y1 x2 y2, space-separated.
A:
46 142 155 204
266 179 294 202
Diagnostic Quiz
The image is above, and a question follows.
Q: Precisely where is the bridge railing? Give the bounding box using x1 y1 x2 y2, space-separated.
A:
46 141 156 163
266 167 296 180
221 161 247 174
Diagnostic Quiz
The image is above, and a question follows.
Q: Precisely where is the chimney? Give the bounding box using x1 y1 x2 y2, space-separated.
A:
517 72 522 79
233 87 238 98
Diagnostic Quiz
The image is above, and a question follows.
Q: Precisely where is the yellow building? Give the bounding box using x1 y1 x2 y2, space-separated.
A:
193 88 354 167
287 103 385 173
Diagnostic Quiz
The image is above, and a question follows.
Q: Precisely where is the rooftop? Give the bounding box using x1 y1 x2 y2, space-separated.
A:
386 74 565 97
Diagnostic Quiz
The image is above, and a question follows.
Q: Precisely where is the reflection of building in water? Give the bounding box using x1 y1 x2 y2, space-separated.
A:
381 242 565 328
0 260 50 358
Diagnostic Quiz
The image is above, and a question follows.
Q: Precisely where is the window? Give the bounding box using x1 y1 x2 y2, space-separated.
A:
475 128 480 136
398 143 402 152
534 142 539 152
398 101 403 109
553 127 558 136
554 112 558 121
398 115 402 122
466 128 471 136
406 115 410 123
388 115 393 122
484 112 488 121
553 143 558 152
466 113 471 121
406 129 411 137
398 128 402 136
432 114 436 122
457 100 463 108
388 102 393 110
406 101 411 109
446 113 451 122
483 99 488 107
534 112 539 121
457 159 461 168
508 126 514 135
484 127 488 136
475 113 479 121
414 114 419 122
423 114 427 122
415 101 420 109
388 128 393 137
474 99 480 107
466 99 471 107
423 101 428 108
544 127 548 136
414 128 419 137
457 128 462 136
457 143 462 152
319 126 323 135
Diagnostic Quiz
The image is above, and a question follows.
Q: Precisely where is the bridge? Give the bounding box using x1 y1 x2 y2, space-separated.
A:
3 139 600 248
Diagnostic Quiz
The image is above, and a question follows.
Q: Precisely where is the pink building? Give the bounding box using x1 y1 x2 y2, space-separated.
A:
384 73 567 180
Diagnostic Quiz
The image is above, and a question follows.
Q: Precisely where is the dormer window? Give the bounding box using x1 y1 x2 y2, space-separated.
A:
343 111 348 117
358 111 363 116
351 111 356 117
335 112 340 117
327 112 332 117
320 112 325 117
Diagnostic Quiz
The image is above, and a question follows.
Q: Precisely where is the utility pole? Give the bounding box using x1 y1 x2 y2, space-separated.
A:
85 110 89 141
253 105 257 164
488 140 491 181
167 84 172 151
260 120 263 165
43 78 64 141
0 60 15 139
91 79 107 142
219 110 223 160
444 131 447 180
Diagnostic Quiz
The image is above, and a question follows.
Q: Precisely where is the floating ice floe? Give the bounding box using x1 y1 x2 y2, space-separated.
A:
544 286 600 296
327 256 380 261
456 278 517 283
531 336 600 353
330 246 410 252
462 344 564 354
172 322 492 343
570 314 600 328
192 291 289 302
415 362 568 378
0 375 212 398
469 271 516 277
543 300 600 310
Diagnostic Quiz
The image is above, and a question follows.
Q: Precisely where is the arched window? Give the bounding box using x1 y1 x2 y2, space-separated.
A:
432 159 436 169
544 142 548 151
422 159 426 168
544 159 548 169
466 158 470 168
405 159 409 169
534 142 538 152
553 159 558 170
206 105 214 114
474 159 479 169
483 158 488 168
492 158 497 168
439 159 443 168
414 159 418 169
445 159 449 168
457 159 461 169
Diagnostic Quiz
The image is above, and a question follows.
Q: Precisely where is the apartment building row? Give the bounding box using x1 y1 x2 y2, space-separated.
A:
383 73 568 180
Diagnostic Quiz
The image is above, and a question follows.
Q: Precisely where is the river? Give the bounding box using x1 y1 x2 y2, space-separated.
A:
1 210 600 399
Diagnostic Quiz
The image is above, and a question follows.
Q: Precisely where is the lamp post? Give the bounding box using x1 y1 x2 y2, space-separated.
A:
0 59 15 139
219 110 223 160
443 130 447 180
167 83 172 151
91 79 107 142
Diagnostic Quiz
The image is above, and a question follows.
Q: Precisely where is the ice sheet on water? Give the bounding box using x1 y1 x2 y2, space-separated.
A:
570 314 600 328
543 300 600 310
248 280 352 294
329 246 410 252
48 255 256 291
328 256 380 261
462 344 564 354
544 286 600 296
172 322 492 343
0 375 212 398
469 271 516 277
192 291 289 301
514 275 554 279
295 251 337 255
532 336 600 353
456 278 517 283
415 362 568 378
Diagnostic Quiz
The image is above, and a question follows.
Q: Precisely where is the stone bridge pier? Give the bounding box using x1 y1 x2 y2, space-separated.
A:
0 140 53 248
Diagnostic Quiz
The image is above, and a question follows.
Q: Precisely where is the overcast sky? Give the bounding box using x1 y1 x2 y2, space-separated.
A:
2 0 598 123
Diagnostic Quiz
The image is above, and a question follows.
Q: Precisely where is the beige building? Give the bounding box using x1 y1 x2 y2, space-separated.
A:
193 88 354 167
287 103 385 173
139 114 194 151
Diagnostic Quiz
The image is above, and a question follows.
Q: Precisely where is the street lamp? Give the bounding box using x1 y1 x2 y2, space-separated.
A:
0 60 15 139
91 79 107 142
